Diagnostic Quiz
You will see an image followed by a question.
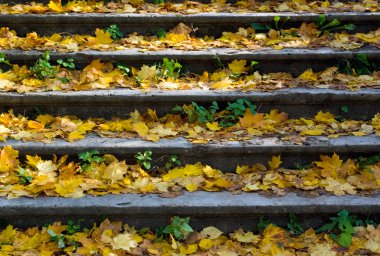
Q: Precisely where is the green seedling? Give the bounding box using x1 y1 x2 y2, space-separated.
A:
287 213 304 235
251 16 290 33
157 58 182 80
156 28 167 39
258 216 270 234
18 166 32 185
78 150 104 171
162 216 193 240
339 53 376 76
165 155 182 170
316 209 355 247
315 14 355 37
135 150 153 170
115 63 131 76
57 58 75 69
219 99 257 127
106 24 124 40
30 51 59 79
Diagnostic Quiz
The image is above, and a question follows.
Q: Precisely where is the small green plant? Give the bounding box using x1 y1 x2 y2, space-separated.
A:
338 53 376 76
135 150 153 170
106 24 124 40
219 99 257 127
315 14 355 37
78 150 104 170
17 166 32 185
249 61 260 72
153 0 165 4
257 216 270 234
165 155 182 170
48 219 83 249
173 101 219 124
66 219 83 235
157 58 182 80
0 53 12 73
30 51 59 79
316 209 355 247
335 105 349 122
287 213 304 235
162 216 193 240
57 58 75 70
293 162 311 170
48 229 66 249
213 57 225 70
358 154 380 168
115 63 131 76
156 28 166 39
251 16 290 33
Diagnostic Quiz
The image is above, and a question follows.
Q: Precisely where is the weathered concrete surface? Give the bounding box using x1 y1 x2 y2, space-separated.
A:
2 135 380 170
1 88 379 119
1 47 379 74
1 12 378 35
0 192 379 230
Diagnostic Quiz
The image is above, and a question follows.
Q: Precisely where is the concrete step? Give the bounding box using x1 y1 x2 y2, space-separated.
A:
1 12 378 35
2 89 379 119
0 192 379 231
1 47 379 74
2 135 380 170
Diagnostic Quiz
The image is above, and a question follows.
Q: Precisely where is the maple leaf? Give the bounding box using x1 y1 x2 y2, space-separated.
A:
137 65 157 80
239 109 264 128
133 122 149 137
0 145 19 172
48 0 64 12
112 232 138 251
268 156 282 170
95 29 113 45
228 60 248 74
315 153 343 178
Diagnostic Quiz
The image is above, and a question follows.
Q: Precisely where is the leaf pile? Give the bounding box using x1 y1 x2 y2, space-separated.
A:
0 24 379 52
1 146 380 198
0 216 380 255
0 58 379 93
0 0 378 14
1 105 380 143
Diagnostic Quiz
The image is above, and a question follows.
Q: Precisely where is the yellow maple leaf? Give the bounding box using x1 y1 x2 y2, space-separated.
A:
137 65 157 80
112 233 138 251
0 146 19 173
206 122 222 131
268 156 282 170
95 29 113 45
48 0 64 12
228 60 248 74
239 109 264 128
298 69 318 81
314 111 337 123
133 122 149 137
300 129 324 136
315 153 342 178
179 244 198 255
211 78 232 89
185 183 198 192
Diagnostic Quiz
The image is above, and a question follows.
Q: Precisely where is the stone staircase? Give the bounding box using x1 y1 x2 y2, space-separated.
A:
0 0 379 235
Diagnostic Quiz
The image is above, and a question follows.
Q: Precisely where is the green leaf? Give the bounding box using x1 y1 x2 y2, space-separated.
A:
47 229 57 238
336 232 352 247
251 23 271 32
258 216 269 234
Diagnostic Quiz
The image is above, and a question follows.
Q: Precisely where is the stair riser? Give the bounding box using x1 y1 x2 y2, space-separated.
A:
3 101 378 120
2 13 378 35
4 136 380 170
0 193 378 231
1 49 379 75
